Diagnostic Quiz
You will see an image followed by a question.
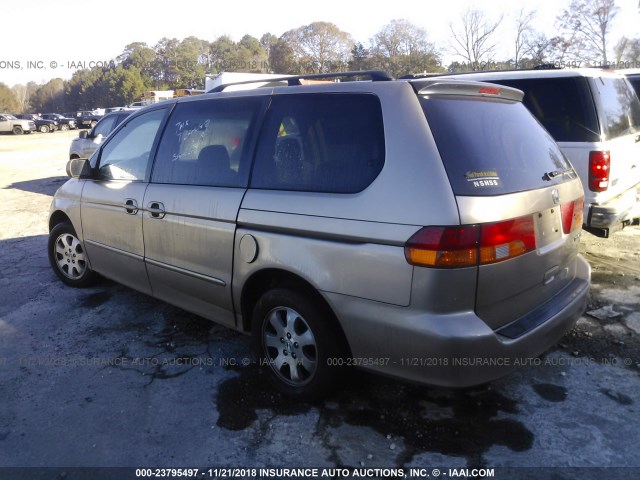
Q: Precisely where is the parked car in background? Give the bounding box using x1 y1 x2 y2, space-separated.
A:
50 71 590 399
69 110 132 160
67 111 104 128
41 113 76 131
15 114 58 133
0 113 36 134
435 68 640 238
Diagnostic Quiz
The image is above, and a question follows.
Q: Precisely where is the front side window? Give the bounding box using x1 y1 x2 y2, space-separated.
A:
251 94 385 193
152 98 262 187
98 109 166 181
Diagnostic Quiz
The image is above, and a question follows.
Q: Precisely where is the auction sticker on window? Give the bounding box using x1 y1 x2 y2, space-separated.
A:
465 170 501 188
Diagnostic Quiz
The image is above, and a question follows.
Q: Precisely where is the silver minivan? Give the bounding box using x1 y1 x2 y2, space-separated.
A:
49 72 590 398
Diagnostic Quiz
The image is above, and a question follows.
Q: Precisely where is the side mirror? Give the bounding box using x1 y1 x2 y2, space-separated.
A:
66 158 92 179
78 130 88 139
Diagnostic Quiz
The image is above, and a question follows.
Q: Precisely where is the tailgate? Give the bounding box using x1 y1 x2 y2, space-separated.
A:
458 181 584 329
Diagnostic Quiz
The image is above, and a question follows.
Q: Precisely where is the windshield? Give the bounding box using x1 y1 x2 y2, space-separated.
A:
420 95 576 196
6 115 17 120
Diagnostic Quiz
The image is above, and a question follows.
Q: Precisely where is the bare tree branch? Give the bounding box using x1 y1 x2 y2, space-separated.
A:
449 9 503 70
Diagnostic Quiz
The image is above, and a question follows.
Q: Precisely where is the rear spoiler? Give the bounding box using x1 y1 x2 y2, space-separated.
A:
413 80 524 102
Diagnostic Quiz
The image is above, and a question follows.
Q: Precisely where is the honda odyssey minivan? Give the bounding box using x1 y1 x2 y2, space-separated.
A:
49 71 590 398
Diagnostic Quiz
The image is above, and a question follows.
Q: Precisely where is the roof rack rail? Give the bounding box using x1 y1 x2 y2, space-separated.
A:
207 70 394 93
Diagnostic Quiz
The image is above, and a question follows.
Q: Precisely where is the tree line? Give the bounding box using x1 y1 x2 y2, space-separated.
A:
1 0 638 114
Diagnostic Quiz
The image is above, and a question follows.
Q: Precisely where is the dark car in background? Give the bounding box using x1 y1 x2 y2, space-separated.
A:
66 111 104 129
14 114 58 133
41 113 76 131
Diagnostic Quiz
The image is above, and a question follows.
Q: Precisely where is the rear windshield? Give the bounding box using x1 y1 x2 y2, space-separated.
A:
420 96 576 196
591 76 640 139
490 77 600 142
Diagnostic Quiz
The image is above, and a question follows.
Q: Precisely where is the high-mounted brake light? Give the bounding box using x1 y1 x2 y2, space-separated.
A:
405 215 537 268
589 151 610 192
478 87 501 95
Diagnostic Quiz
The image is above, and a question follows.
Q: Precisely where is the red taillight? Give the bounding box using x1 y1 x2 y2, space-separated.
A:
479 216 536 264
404 226 479 268
589 151 610 192
560 197 584 234
405 215 537 268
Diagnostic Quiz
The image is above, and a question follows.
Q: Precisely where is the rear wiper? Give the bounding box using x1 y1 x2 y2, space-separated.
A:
543 168 574 181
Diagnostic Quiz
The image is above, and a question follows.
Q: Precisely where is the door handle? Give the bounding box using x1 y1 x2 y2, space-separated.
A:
123 198 138 215
147 201 165 219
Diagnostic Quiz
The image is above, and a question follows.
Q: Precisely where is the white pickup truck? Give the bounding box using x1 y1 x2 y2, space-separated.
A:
0 114 36 135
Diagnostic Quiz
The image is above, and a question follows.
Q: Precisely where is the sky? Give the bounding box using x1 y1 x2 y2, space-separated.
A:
1 0 639 87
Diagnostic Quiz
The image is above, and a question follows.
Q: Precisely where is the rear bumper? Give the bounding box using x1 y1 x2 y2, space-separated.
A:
325 255 590 388
588 183 640 229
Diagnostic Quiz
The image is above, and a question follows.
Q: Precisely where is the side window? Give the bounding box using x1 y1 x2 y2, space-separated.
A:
152 98 262 187
594 77 640 139
251 94 385 193
98 109 166 181
92 116 117 137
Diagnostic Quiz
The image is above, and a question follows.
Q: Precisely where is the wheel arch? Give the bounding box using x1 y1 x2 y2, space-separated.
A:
49 210 72 232
239 268 352 355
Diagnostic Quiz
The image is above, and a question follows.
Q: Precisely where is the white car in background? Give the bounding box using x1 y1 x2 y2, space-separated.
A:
69 110 132 160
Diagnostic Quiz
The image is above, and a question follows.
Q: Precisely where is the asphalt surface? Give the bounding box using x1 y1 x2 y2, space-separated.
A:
0 131 639 479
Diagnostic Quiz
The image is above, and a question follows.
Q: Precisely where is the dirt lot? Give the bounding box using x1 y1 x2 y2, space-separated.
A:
0 131 639 479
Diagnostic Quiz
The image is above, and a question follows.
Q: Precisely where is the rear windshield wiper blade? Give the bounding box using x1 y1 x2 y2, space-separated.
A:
543 168 574 181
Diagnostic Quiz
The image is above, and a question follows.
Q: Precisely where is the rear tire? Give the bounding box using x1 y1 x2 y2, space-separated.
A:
251 288 347 399
48 222 97 288
12 126 23 135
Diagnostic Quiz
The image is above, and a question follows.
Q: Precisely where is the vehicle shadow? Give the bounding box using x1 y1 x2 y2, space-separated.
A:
4 176 68 197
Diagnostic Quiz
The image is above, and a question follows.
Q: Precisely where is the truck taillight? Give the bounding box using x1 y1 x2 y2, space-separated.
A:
589 151 610 192
560 197 584 234
405 216 536 268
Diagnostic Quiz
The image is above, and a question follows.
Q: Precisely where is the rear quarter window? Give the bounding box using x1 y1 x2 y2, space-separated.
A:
627 77 640 98
421 96 576 196
250 93 385 193
591 76 640 139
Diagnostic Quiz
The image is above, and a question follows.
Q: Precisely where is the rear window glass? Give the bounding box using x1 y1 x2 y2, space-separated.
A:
491 77 600 142
591 76 640 139
420 96 576 196
251 94 385 193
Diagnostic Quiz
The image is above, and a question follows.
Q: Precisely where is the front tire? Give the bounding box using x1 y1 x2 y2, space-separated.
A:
39 125 50 133
48 222 97 287
60 123 70 131
12 126 23 135
251 288 347 399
